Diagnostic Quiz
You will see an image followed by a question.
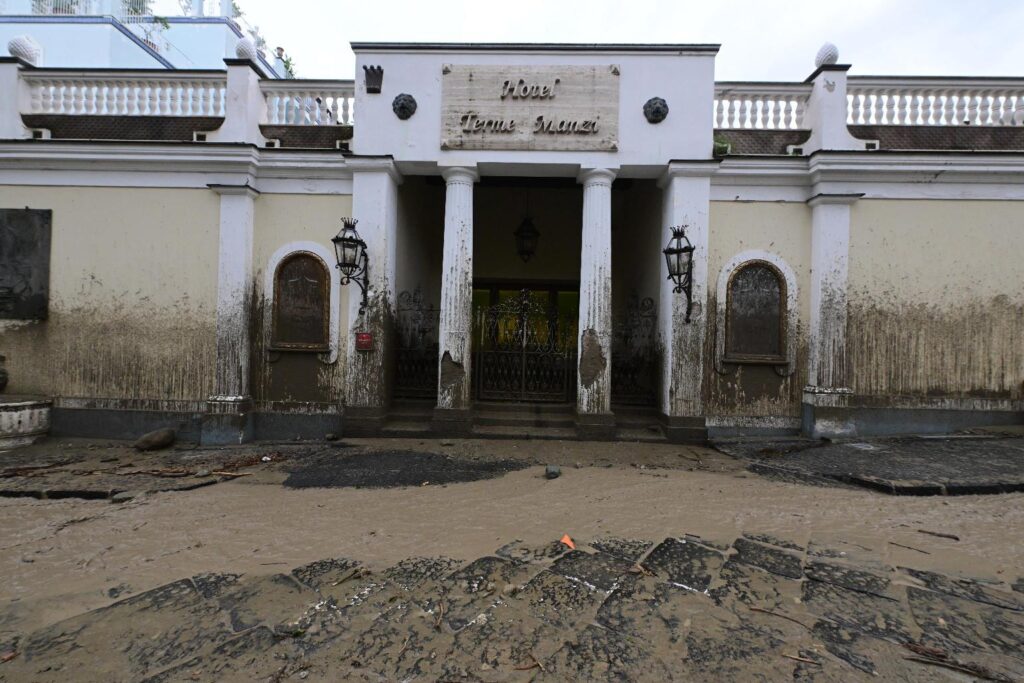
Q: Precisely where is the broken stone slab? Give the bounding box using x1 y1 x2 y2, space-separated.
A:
730 537 804 579
805 559 895 599
901 567 1023 611
133 428 176 451
643 537 726 592
549 550 635 592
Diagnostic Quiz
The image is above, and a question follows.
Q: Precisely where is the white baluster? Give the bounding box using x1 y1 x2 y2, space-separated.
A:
330 94 340 125
954 91 968 125
909 91 925 124
848 92 861 125
31 83 45 113
740 98 751 129
794 96 807 129
978 91 992 126
60 81 74 114
714 98 724 128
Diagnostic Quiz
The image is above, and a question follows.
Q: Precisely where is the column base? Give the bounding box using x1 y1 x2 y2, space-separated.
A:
201 397 254 445
576 412 616 441
343 405 387 437
658 414 709 444
432 407 474 436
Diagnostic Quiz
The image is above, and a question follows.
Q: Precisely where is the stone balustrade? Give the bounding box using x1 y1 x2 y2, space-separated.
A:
714 82 812 129
847 77 1024 126
261 80 355 126
5 62 1023 143
23 70 227 116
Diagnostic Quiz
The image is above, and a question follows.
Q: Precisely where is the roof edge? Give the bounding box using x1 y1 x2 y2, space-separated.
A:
349 42 720 55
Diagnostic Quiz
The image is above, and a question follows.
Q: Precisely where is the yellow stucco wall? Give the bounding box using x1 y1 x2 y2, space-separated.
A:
252 193 353 406
848 199 1024 399
707 201 812 417
0 186 219 404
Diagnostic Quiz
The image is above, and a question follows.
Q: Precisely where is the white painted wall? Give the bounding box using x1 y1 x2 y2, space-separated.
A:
352 46 716 175
0 21 163 68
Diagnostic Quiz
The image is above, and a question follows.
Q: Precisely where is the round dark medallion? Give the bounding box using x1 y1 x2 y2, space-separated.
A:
643 97 669 124
392 93 418 120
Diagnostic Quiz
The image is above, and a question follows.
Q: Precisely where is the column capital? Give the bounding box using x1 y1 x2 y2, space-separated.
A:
346 155 403 184
207 183 260 198
657 160 719 187
440 165 479 185
577 167 617 187
806 192 863 207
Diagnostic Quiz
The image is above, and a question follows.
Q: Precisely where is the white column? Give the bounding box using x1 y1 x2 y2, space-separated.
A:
436 166 478 415
576 168 616 424
344 161 401 417
803 193 860 438
0 58 32 140
657 164 712 437
800 64 866 154
207 60 267 146
807 193 859 390
203 183 258 444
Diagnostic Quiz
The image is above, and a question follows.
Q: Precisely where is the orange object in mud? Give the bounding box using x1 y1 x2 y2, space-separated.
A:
560 534 575 550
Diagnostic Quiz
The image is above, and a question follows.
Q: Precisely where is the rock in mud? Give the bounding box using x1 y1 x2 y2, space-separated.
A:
133 428 176 451
545 464 561 479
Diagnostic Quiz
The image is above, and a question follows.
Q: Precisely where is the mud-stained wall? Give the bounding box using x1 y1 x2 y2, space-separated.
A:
0 186 218 405
474 184 582 283
251 193 352 407
612 181 662 315
395 177 444 306
848 200 1024 400
706 201 812 417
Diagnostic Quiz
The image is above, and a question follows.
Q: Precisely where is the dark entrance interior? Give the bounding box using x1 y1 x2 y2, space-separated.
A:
472 282 578 403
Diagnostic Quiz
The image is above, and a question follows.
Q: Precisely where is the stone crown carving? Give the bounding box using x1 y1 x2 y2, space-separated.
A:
8 35 42 66
363 65 383 94
643 97 669 124
392 93 417 120
815 42 839 68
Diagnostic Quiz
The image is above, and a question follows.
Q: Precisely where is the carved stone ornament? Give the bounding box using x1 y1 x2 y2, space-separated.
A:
392 93 418 120
363 65 383 94
235 36 260 61
643 97 669 124
8 35 42 66
815 42 839 67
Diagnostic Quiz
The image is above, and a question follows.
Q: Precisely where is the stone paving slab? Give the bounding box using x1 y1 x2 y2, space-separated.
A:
3 533 1022 682
717 435 1024 495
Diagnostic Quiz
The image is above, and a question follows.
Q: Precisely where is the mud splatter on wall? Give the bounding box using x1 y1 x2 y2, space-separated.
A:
848 200 1024 401
705 201 812 417
0 186 219 403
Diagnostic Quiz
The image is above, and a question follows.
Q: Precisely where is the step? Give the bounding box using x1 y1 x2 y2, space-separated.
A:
616 427 668 443
473 401 575 415
380 420 432 436
473 412 577 429
471 425 578 441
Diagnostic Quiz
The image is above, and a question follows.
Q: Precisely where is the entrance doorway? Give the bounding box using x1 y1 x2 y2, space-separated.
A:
472 283 578 402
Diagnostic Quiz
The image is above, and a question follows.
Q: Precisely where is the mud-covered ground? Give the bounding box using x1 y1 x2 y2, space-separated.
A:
1 436 1022 681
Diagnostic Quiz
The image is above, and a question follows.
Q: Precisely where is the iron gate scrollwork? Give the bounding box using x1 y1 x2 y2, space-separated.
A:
394 288 440 398
475 289 576 402
611 293 659 406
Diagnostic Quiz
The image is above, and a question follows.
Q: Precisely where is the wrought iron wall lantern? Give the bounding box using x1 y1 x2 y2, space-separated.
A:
514 217 540 262
331 217 369 315
663 224 695 322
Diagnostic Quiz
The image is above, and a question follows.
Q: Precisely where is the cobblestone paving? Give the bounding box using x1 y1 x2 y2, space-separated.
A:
2 534 1021 682
718 436 1024 495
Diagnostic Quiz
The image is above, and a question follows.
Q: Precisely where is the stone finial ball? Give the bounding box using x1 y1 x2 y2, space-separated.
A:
815 42 839 68
8 35 42 66
235 36 260 61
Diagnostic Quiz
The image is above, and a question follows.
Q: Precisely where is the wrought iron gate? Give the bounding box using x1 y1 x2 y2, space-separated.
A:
611 293 659 406
394 288 439 398
475 289 576 402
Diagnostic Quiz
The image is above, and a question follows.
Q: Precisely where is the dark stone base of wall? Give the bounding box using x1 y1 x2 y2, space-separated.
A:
432 408 473 436
253 412 342 441
51 407 203 442
658 414 709 444
802 402 1024 439
575 413 617 441
342 406 387 437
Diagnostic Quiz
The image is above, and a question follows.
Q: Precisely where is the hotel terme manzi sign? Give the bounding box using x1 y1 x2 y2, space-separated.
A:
441 65 620 151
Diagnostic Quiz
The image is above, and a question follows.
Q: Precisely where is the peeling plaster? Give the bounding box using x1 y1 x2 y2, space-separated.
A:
579 329 607 388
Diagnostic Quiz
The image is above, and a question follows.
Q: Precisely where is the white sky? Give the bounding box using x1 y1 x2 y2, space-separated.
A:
171 0 1024 81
